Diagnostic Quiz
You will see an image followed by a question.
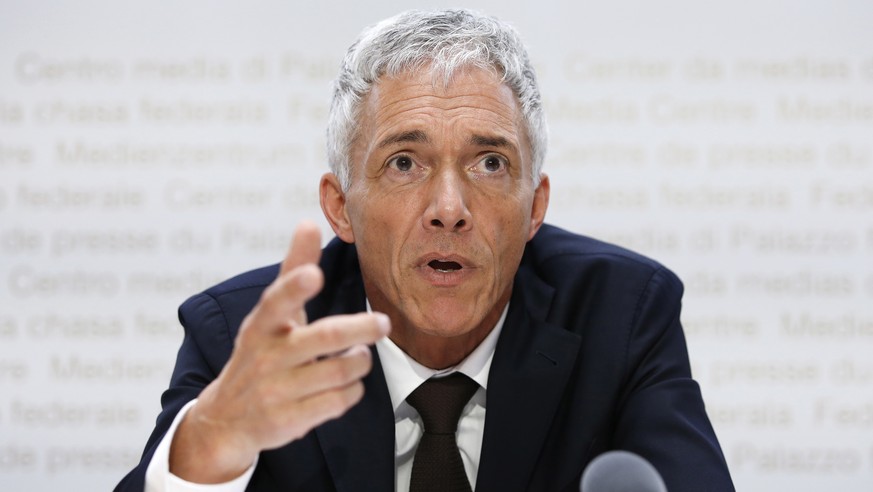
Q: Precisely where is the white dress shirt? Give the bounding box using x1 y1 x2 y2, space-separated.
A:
144 307 506 492
145 399 257 492
376 307 505 492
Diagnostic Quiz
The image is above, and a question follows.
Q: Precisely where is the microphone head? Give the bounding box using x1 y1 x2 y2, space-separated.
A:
580 450 667 492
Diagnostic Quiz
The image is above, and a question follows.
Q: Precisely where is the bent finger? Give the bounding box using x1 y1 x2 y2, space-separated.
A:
250 263 324 333
278 345 373 401
280 312 390 367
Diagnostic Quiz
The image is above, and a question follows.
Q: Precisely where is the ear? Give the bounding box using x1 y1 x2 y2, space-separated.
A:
319 173 355 243
527 173 550 241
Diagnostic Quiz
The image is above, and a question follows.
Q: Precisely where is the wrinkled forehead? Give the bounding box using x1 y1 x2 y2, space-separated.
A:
346 67 533 180
359 66 525 137
364 65 523 123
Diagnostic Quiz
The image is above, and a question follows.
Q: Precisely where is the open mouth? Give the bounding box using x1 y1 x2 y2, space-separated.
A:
428 259 463 273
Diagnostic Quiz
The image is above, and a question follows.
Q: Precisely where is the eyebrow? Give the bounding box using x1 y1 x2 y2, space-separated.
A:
375 130 517 152
469 134 513 149
377 130 429 149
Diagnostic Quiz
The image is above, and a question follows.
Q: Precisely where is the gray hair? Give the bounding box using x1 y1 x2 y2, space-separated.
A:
326 9 548 190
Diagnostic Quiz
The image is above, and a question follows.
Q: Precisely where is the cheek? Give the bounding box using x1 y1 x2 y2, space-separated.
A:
351 208 405 268
495 195 533 233
489 199 534 266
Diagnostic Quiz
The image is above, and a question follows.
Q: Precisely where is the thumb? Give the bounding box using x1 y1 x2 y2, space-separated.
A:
280 221 323 277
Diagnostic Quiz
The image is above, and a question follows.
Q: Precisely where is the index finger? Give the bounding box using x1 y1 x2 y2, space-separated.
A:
280 221 323 276
285 312 391 367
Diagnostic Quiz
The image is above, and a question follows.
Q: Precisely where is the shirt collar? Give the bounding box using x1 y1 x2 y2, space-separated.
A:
374 304 507 413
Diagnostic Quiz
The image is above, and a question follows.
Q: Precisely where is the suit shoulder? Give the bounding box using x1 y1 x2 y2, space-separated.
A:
178 263 278 318
174 264 278 348
528 224 673 275
178 237 356 326
524 224 684 306
202 263 280 298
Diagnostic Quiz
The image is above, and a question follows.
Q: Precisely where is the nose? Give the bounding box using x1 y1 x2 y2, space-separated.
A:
422 169 473 233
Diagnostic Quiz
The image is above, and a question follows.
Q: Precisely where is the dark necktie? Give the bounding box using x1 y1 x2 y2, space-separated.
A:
406 372 479 492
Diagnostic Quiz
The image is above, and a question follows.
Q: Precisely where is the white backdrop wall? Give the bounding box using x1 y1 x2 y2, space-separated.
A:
1 1 871 490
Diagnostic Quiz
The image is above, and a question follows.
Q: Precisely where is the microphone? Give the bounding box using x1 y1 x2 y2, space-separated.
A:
580 451 667 492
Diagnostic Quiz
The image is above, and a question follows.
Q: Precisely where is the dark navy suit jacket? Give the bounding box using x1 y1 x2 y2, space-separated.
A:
117 224 734 491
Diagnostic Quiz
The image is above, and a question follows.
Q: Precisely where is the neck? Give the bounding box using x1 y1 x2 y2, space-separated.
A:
378 298 508 370
389 324 491 370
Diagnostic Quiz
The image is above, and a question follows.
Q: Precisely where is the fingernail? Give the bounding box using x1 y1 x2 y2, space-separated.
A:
375 313 391 335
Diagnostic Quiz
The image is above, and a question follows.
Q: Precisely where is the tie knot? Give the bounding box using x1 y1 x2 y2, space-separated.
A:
406 373 478 435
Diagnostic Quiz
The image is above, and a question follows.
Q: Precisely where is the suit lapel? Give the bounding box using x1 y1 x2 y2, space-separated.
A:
476 266 582 492
304 240 581 491
310 243 396 492
316 348 395 492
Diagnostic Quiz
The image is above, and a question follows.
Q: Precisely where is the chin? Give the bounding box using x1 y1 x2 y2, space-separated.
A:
419 323 478 339
415 304 485 338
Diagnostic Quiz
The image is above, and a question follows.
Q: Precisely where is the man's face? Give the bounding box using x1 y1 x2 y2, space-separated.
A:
321 67 549 365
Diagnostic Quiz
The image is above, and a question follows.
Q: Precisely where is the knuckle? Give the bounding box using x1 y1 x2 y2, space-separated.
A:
346 352 370 378
346 382 365 405
315 323 343 347
257 287 281 314
326 360 352 383
328 391 349 411
358 350 373 372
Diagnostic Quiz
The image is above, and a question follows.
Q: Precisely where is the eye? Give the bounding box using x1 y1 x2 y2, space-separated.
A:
387 154 415 172
474 154 508 174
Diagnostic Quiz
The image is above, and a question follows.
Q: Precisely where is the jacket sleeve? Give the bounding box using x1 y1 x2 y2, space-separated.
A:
611 267 734 492
114 293 232 491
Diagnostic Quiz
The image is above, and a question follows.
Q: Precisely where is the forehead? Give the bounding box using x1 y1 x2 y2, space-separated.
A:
358 66 528 150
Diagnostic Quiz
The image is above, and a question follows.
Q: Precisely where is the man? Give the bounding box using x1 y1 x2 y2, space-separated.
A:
118 9 734 492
